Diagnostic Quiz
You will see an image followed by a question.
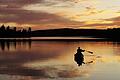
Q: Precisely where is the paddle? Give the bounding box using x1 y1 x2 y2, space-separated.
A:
85 50 93 54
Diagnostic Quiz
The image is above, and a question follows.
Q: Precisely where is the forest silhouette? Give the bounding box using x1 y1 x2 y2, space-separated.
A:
0 25 31 37
32 28 120 40
0 24 120 41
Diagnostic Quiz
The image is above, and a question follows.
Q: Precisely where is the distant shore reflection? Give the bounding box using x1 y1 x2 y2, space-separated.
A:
0 39 31 51
0 39 120 80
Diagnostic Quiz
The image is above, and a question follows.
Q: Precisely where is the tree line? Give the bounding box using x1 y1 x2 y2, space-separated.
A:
0 25 31 37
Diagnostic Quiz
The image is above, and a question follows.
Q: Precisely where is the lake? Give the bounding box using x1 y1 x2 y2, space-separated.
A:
0 37 120 80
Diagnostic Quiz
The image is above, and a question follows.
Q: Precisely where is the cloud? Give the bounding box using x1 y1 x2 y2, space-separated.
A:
73 14 120 28
0 6 80 26
99 16 120 27
83 23 115 27
0 0 79 8
79 22 120 29
106 16 120 21
0 4 88 30
0 0 87 29
0 0 42 8
84 6 105 16
0 0 119 29
0 0 97 27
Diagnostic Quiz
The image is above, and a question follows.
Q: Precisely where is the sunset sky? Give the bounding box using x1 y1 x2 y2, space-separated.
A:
0 0 120 30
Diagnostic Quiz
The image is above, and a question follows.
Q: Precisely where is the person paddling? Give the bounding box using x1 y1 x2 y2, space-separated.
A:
74 47 85 66
74 47 93 66
77 47 85 53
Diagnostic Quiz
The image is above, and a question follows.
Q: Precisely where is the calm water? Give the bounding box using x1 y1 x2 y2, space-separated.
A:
0 37 120 80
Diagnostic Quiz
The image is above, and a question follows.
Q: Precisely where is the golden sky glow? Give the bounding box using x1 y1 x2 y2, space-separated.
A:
1 0 120 30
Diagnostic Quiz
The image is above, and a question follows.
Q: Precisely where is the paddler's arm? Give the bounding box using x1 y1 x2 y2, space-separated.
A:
81 49 85 52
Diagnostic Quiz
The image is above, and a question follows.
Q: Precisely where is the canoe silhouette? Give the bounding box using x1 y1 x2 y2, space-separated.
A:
74 52 84 66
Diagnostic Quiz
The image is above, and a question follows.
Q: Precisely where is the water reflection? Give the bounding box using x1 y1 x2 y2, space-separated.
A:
0 40 120 80
0 40 31 51
0 65 92 78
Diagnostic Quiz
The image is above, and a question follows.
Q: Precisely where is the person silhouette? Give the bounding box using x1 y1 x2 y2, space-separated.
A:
74 47 85 66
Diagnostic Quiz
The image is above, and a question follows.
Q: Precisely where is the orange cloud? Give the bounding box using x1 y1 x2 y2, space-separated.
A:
1 0 120 29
